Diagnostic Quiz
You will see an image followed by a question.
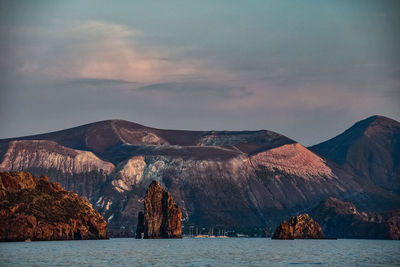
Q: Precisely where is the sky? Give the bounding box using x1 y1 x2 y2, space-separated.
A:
0 0 399 146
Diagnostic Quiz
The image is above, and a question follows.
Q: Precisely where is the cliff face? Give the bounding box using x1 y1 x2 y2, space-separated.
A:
310 197 400 240
272 214 325 239
0 171 107 241
136 181 182 238
0 140 113 203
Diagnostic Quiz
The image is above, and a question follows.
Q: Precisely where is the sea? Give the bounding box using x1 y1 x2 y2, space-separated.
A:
0 238 399 266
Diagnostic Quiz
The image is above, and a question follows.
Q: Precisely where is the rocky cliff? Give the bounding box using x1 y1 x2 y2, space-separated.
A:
310 197 400 240
136 181 182 238
272 214 325 239
0 171 107 241
0 118 399 233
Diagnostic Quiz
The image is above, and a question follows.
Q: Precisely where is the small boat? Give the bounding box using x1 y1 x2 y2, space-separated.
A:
25 238 31 242
236 234 249 238
194 234 209 238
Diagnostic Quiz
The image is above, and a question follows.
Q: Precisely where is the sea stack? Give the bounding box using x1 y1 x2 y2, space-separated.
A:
272 213 325 239
0 171 107 241
136 181 182 239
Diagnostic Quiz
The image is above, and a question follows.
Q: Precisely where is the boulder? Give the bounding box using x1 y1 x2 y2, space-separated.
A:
136 181 182 238
272 213 325 239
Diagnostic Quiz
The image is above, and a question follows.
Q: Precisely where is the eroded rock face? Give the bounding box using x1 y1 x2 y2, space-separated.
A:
136 181 182 238
310 197 400 240
0 171 107 241
272 213 325 239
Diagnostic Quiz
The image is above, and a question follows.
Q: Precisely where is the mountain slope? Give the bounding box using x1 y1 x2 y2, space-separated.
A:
310 115 400 193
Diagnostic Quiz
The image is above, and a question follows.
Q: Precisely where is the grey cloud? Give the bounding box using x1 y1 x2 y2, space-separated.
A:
57 78 137 87
137 82 250 98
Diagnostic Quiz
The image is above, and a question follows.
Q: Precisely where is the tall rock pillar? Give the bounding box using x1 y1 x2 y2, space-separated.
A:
136 181 182 238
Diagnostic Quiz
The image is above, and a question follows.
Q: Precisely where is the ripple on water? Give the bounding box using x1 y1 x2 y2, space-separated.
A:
0 238 399 266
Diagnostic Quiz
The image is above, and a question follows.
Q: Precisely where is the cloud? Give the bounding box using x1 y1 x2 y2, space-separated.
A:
57 78 137 87
13 20 228 84
4 19 398 118
136 81 249 98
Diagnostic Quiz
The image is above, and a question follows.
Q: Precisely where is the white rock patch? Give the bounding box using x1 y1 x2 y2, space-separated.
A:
105 200 112 211
111 156 146 192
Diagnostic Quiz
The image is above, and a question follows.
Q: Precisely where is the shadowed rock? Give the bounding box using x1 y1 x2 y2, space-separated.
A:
136 181 182 238
272 213 325 239
310 197 400 240
0 171 107 241
135 212 144 239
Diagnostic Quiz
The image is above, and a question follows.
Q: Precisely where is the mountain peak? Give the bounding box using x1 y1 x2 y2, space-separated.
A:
368 115 398 122
310 116 399 161
310 115 400 192
360 115 400 129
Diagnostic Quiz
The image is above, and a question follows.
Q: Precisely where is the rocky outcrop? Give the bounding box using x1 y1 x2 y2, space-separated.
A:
0 171 107 241
136 181 182 238
310 197 400 240
272 214 325 239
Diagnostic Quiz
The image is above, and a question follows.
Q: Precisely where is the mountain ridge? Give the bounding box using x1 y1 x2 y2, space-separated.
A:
0 119 296 166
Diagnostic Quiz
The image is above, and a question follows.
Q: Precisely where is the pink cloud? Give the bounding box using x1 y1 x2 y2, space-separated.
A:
17 21 234 84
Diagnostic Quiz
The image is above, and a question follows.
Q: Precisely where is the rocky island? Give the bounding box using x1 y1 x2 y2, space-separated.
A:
272 213 325 239
136 181 182 238
0 171 107 241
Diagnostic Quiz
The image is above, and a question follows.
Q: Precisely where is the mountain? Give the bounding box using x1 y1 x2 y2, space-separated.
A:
0 119 399 234
310 115 400 193
0 171 107 241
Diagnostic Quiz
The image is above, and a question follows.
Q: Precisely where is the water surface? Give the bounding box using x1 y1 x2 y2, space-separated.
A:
1 238 399 266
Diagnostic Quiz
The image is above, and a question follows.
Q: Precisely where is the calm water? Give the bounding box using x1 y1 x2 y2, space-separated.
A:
0 238 399 266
